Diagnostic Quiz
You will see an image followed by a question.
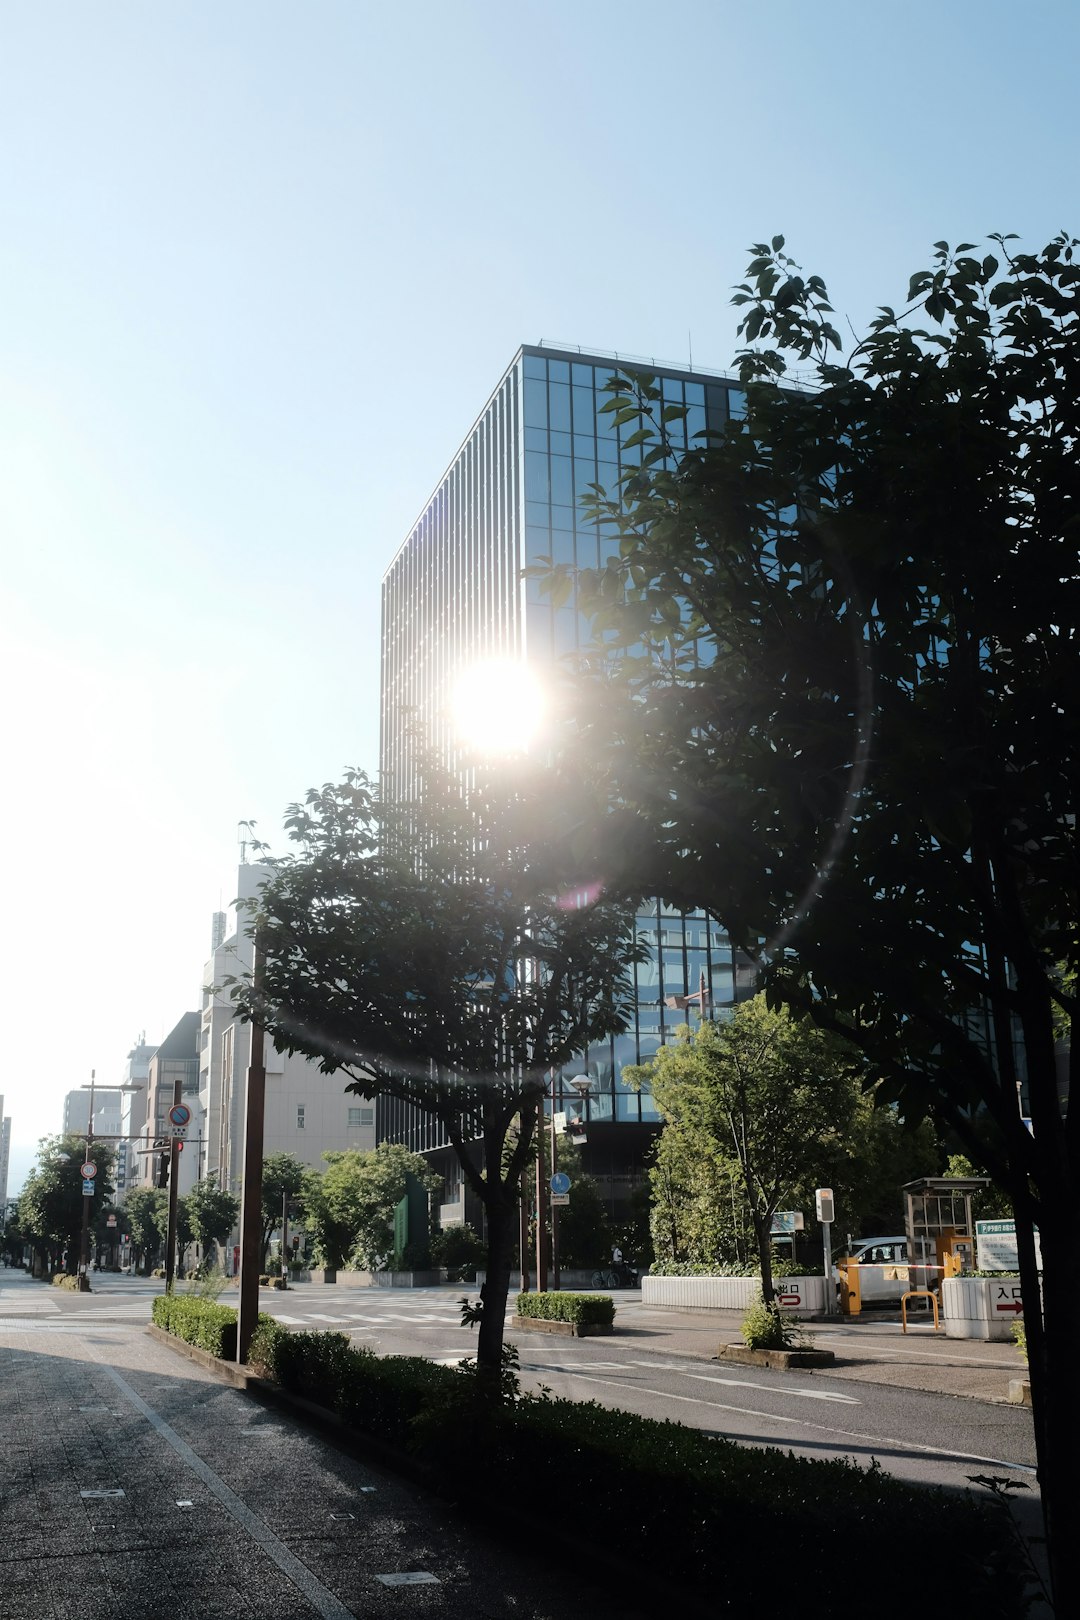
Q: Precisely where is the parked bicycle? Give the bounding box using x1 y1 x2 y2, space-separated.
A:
590 1264 639 1289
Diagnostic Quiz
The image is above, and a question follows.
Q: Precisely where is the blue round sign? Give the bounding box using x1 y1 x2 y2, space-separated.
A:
550 1172 571 1196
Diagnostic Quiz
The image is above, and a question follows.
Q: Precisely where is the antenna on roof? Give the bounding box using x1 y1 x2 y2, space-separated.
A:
238 820 255 864
688 329 693 371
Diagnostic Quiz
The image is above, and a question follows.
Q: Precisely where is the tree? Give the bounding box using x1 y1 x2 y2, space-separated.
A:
125 1187 168 1272
259 1153 307 1269
546 1138 611 1269
226 758 642 1380
551 232 1079 1605
16 1135 116 1273
630 998 860 1301
185 1174 239 1267
302 1143 438 1272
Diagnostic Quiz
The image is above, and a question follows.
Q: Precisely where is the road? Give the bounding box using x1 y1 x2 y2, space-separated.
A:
3 1274 1036 1500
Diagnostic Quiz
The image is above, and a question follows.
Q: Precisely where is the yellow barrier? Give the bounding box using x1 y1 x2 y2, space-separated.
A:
901 1288 941 1333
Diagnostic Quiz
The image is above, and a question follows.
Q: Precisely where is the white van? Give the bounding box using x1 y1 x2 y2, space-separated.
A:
839 1236 910 1305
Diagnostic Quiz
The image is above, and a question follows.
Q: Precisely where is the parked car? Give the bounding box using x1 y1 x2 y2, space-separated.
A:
835 1235 910 1305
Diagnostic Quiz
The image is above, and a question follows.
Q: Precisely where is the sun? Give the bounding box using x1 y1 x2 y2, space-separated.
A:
450 658 546 754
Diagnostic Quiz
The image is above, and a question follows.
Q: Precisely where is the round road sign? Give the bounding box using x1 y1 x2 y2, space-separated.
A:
550 1172 571 1196
80 1161 98 1180
168 1104 192 1128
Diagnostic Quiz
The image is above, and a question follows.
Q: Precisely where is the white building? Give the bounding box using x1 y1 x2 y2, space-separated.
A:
0 1101 10 1208
200 861 375 1202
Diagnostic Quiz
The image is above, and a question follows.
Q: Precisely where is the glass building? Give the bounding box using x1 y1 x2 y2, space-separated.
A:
379 343 755 1219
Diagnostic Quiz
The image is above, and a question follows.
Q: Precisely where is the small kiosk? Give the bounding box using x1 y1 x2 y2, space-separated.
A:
902 1174 990 1280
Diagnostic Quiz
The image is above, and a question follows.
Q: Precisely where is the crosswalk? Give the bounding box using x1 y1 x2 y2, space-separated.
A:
274 1310 462 1327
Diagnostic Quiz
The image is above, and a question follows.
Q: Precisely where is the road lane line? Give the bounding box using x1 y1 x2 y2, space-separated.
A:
551 1370 1037 1476
629 1362 860 1404
102 1365 357 1620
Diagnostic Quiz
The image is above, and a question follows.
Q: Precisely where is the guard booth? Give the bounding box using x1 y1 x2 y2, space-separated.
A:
903 1175 990 1283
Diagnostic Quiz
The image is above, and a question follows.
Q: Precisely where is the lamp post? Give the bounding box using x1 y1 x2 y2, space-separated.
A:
551 1073 591 1289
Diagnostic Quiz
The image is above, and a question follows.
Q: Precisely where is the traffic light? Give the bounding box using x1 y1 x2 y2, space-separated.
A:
155 1152 170 1189
291 1234 300 1251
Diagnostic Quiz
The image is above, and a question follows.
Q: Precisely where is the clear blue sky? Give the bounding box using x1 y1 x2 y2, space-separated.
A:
1 1 1075 1191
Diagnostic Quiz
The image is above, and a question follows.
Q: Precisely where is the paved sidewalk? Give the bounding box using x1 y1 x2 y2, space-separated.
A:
0 1278 645 1620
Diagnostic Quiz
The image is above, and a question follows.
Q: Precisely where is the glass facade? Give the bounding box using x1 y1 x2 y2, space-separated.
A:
379 344 752 1160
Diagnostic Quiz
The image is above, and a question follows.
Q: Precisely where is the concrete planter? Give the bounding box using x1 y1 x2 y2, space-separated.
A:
332 1269 445 1289
716 1343 835 1370
513 1317 614 1338
643 1274 829 1318
942 1275 1024 1342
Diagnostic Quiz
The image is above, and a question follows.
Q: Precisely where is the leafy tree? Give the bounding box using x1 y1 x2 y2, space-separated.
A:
431 1221 486 1281
124 1187 168 1272
547 1138 612 1269
226 758 641 1380
944 1153 1014 1222
185 1174 239 1265
16 1135 115 1272
301 1143 438 1272
630 998 860 1301
551 231 1079 1605
259 1152 307 1268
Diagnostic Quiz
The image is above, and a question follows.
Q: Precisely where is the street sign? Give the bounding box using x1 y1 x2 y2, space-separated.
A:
550 1172 571 1195
106 1215 117 1227
551 1193 570 1206
770 1211 804 1235
976 1219 1043 1272
80 1162 98 1180
553 1111 567 1135
168 1103 191 1139
82 1181 95 1197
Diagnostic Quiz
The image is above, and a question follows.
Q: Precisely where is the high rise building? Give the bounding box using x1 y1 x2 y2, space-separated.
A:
0 1101 10 1208
380 342 756 1221
199 863 376 1206
62 1087 124 1141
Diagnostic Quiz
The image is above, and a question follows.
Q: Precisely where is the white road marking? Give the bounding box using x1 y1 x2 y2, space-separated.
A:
629 1361 860 1404
559 1370 1038 1476
306 1315 350 1324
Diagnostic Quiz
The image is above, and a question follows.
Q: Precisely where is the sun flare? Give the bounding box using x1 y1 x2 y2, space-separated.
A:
450 658 546 754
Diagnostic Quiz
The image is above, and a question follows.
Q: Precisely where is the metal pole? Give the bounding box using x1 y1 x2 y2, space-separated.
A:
821 1218 833 1315
534 1097 548 1293
550 1079 560 1291
518 1160 531 1293
281 1189 289 1290
236 932 267 1363
79 1070 96 1291
164 1071 182 1290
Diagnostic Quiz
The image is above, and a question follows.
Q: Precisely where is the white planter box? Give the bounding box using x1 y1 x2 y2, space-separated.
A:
942 1275 1024 1341
643 1274 829 1317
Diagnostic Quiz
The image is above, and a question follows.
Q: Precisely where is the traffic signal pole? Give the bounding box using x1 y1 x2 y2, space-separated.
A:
164 1074 183 1290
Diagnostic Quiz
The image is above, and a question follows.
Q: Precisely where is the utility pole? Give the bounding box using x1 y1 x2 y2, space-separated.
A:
236 931 267 1364
281 1188 289 1290
533 1094 548 1292
550 1076 560 1291
78 1070 96 1292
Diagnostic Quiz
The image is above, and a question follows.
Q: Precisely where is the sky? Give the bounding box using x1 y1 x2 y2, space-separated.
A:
1 0 1076 1194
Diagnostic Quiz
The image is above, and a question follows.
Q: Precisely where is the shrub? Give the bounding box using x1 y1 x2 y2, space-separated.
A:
516 1292 615 1328
248 1334 1025 1611
152 1293 276 1359
741 1296 808 1351
1012 1320 1027 1360
431 1223 485 1281
51 1273 82 1291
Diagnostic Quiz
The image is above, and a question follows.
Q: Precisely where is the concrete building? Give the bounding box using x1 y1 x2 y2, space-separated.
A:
0 1102 10 1208
62 1087 124 1143
115 1037 156 1200
199 863 375 1204
380 342 756 1223
130 1014 201 1194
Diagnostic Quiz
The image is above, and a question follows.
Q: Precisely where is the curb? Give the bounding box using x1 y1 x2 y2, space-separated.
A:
512 1318 614 1337
716 1342 836 1370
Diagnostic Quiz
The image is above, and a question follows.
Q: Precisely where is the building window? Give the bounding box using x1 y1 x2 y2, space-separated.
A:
347 1107 373 1128
297 1105 306 1130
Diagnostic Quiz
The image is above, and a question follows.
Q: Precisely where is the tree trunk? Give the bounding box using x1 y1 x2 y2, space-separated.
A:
476 1193 516 1386
753 1214 775 1306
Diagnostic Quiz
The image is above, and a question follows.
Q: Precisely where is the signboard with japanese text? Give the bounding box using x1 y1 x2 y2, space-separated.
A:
976 1220 1042 1273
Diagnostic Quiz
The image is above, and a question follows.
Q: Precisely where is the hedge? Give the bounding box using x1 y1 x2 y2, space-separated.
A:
242 1330 1026 1613
51 1273 82 1291
515 1291 615 1328
152 1294 275 1359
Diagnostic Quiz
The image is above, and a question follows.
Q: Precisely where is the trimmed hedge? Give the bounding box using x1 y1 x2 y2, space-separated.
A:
51 1273 82 1291
152 1294 276 1359
515 1291 615 1328
244 1332 1026 1613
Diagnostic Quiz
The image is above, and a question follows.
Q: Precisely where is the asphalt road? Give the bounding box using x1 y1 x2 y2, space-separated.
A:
6 1275 1035 1498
